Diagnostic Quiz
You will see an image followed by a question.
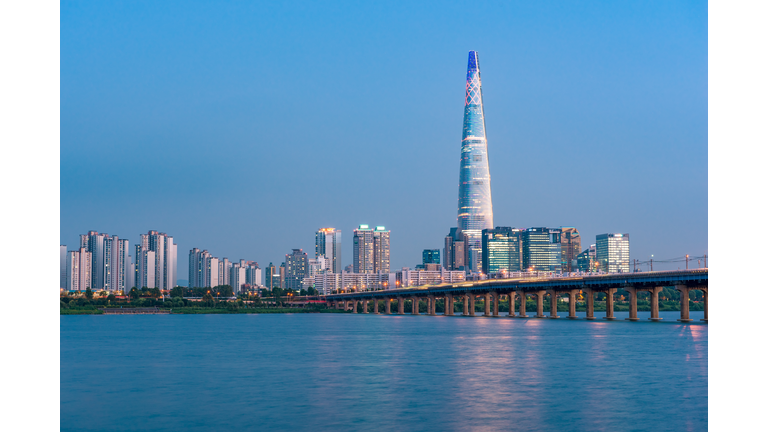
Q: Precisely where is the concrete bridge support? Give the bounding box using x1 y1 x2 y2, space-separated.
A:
463 294 469 316
649 287 662 321
469 295 476 316
625 286 638 321
352 300 358 313
385 299 391 314
548 290 559 319
492 292 500 317
604 288 617 320
676 285 692 322
585 288 595 319
702 288 708 322
484 293 491 317
508 292 516 317
516 291 527 317
428 295 436 316
536 291 546 318
411 297 420 315
362 299 369 314
445 294 454 316
372 299 379 314
398 297 404 315
568 289 579 319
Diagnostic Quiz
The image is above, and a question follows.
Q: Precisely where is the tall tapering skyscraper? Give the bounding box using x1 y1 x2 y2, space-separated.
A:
457 51 494 272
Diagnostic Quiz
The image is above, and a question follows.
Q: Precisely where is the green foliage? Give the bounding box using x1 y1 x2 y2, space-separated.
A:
169 286 184 298
85 288 93 300
129 288 139 300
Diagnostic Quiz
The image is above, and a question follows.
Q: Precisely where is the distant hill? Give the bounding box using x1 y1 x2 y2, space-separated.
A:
176 279 189 287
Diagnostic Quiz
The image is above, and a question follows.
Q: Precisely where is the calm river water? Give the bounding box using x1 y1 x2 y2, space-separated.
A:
61 311 707 431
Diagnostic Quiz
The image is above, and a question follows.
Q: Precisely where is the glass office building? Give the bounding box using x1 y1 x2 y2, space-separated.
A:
522 228 562 273
422 249 441 265
596 233 630 273
457 51 494 272
481 227 523 275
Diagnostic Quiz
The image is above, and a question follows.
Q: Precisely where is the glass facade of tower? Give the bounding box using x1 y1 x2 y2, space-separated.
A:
522 228 562 273
422 249 441 265
457 51 494 272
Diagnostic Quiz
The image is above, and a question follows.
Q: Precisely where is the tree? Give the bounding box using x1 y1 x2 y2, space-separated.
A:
99 290 108 298
129 287 140 300
299 289 308 296
107 294 115 303
149 287 161 298
307 287 318 296
170 286 184 298
85 288 94 300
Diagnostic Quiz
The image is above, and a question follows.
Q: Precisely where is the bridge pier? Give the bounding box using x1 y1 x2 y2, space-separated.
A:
625 286 639 321
702 288 708 322
483 293 491 317
372 299 379 314
492 292 500 317
676 285 692 322
604 288 617 320
516 291 527 317
469 295 476 316
548 290 559 318
508 292 516 317
462 294 469 316
384 299 391 314
352 300 358 313
568 289 579 319
428 295 436 315
445 294 454 316
362 299 368 314
411 297 420 315
398 297 404 315
585 288 595 319
649 287 662 321
535 290 546 318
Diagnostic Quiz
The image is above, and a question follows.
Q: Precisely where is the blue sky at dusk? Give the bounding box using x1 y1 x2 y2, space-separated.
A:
60 0 707 278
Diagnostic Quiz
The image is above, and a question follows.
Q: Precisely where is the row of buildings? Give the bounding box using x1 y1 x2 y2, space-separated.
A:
61 230 177 292
188 249 262 294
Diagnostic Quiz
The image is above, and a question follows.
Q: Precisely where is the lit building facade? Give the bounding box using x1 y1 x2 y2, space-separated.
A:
353 225 390 273
265 263 278 289
66 248 92 291
422 249 440 265
596 233 630 273
444 227 468 271
577 244 598 272
456 51 494 273
481 227 523 275
315 228 342 274
285 249 308 290
522 228 562 273
560 227 581 272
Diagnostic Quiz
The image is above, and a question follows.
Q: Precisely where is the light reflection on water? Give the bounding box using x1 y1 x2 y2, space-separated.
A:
61 313 707 431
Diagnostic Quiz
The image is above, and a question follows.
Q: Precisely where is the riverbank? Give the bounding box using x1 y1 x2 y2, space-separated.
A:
60 306 347 315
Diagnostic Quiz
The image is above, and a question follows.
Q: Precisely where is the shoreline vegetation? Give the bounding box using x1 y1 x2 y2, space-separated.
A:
60 286 704 315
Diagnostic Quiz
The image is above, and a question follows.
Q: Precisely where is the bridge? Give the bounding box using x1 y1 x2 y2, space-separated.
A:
323 269 708 322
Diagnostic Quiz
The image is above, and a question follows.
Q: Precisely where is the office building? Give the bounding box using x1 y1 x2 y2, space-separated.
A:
522 228 562 273
422 249 440 265
315 228 342 274
265 263 278 289
444 227 468 271
596 233 630 273
394 268 466 288
285 249 308 290
577 244 597 272
373 226 390 273
456 51 494 272
560 227 581 272
481 227 523 275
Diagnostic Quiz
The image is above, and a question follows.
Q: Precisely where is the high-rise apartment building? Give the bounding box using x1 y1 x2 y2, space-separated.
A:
136 248 156 288
481 227 523 275
66 248 91 291
560 227 581 272
81 231 106 290
456 51 494 273
315 228 342 274
596 233 630 273
138 231 176 290
279 263 286 289
422 249 441 265
353 225 390 273
285 249 308 291
522 228 562 273
444 227 468 271
79 231 131 291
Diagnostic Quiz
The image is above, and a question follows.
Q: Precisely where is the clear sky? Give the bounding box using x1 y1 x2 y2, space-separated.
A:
60 0 707 278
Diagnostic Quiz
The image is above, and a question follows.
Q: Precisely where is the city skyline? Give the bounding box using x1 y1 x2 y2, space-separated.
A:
60 2 707 278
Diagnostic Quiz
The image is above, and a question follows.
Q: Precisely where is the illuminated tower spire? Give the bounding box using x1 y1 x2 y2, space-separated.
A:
457 50 494 272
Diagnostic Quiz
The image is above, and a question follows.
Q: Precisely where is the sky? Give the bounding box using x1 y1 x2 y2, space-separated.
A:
60 0 708 280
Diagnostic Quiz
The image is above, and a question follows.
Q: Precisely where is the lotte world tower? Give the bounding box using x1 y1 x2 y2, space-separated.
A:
457 50 494 272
